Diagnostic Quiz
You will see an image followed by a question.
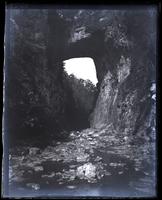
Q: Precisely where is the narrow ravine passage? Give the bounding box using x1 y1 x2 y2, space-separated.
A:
4 8 157 198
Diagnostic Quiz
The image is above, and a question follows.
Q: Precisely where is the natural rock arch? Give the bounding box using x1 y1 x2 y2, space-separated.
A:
6 9 156 143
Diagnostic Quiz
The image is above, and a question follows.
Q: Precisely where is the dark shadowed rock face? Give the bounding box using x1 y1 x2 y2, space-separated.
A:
7 10 71 142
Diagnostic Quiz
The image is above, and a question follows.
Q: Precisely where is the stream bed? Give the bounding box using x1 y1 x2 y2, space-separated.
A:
8 125 156 197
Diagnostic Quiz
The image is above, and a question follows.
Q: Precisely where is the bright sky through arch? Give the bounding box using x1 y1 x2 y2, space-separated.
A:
63 57 98 85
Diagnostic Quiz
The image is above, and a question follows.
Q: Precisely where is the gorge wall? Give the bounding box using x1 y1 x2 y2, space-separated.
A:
6 8 156 144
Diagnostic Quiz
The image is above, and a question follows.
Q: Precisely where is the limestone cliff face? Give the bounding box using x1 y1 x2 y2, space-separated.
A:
90 31 155 139
91 55 148 135
91 56 155 139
